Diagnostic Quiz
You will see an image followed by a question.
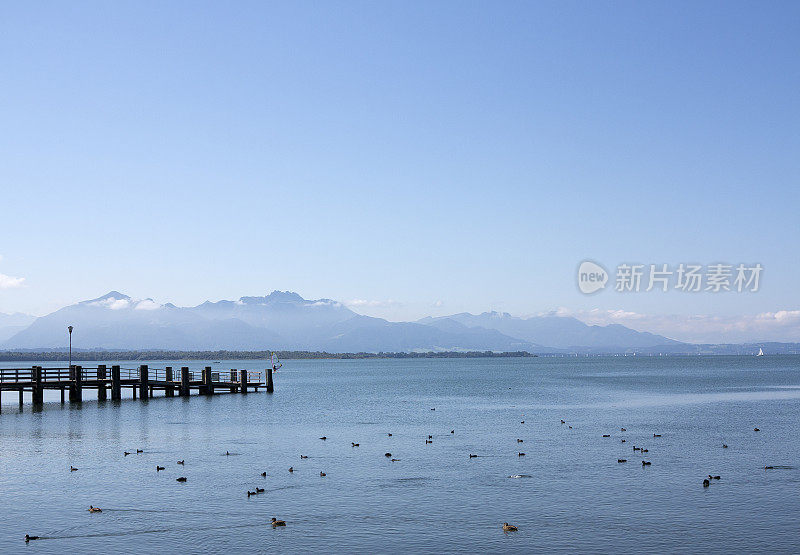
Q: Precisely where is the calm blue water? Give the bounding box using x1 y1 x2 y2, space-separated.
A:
1 356 799 553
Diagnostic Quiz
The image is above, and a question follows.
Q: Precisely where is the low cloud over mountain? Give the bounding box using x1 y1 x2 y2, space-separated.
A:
1 291 685 353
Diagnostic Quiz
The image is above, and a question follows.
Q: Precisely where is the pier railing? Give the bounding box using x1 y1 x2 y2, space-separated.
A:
0 364 273 409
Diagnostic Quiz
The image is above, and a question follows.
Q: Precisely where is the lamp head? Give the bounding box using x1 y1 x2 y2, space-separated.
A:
68 326 73 334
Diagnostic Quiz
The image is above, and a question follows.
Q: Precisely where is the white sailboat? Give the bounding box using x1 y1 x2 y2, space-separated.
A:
756 347 764 356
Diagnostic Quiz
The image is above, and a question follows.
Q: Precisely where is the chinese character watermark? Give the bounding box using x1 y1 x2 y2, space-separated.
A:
577 261 762 294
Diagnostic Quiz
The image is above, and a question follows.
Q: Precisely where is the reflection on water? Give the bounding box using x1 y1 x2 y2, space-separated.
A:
1 356 799 553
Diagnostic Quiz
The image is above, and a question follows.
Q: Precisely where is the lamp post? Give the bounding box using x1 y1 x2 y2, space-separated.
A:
68 326 73 371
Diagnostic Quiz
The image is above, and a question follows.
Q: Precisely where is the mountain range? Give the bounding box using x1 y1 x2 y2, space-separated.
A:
0 290 684 353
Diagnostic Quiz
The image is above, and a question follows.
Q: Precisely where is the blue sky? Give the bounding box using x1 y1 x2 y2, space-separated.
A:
1 1 799 341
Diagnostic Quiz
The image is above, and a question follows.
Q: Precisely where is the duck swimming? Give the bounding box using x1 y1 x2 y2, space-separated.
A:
261 472 267 477
320 436 327 440
176 477 187 482
502 523 518 532
288 467 294 472
469 454 478 458
88 506 102 513
177 460 184 465
518 452 526 457
136 449 143 453
320 472 326 477
25 535 40 542
618 459 627 463
70 466 78 472
385 453 392 457
156 466 165 471
703 479 710 487
256 487 264 493
300 455 308 459
271 518 286 527
351 443 359 447
124 452 131 456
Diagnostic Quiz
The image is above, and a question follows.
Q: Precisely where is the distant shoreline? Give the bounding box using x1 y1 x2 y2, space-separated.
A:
0 350 537 362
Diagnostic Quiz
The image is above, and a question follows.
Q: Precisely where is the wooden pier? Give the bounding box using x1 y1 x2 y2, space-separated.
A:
0 364 275 410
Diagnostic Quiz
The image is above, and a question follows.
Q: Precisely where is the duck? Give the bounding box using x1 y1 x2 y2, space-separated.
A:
450 430 455 434
520 421 525 424
518 452 526 457
124 451 131 456
560 420 565 424
320 472 326 477
723 444 728 449
319 436 327 440
754 428 760 432
765 466 774 469
391 459 400 462
703 479 710 487
502 523 518 532
621 439 626 443
633 446 641 451
428 435 433 439
602 434 610 438
136 449 143 453
300 455 308 459
708 475 721 480
261 472 267 477
388 433 393 437
70 466 78 472
642 449 649 453
271 517 286 527
156 466 165 471
642 461 651 466
226 451 230 456
425 440 432 444
620 428 626 432
568 426 572 429
517 439 524 443
618 459 627 463
385 453 392 457
25 535 40 542
177 460 184 465
88 506 102 513
431 408 436 411
469 454 478 458
176 477 187 482
288 467 294 472
653 434 662 438
247 490 256 497
256 487 264 493
351 443 359 447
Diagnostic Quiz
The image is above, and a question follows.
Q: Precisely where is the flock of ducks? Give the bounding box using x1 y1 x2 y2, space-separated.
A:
30 415 770 542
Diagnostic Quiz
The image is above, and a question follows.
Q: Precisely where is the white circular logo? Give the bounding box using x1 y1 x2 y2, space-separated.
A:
577 260 608 294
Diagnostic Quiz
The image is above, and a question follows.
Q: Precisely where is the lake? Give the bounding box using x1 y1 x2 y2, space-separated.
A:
1 356 799 553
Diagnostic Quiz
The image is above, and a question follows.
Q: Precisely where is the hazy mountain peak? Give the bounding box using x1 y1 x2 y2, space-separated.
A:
82 291 131 304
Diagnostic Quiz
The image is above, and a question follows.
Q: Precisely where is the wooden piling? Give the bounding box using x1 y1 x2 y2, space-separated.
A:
111 365 121 400
32 366 43 405
180 367 190 396
19 387 24 405
97 365 107 401
267 366 274 393
200 366 212 395
139 365 149 400
61 387 65 403
69 365 83 402
230 370 237 393
240 369 248 394
165 367 174 397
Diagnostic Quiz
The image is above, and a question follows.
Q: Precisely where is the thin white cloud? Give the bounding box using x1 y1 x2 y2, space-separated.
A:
0 255 25 289
557 307 800 343
0 273 25 289
134 299 161 311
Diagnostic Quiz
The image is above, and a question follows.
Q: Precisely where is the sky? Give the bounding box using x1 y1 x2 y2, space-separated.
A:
1 1 799 342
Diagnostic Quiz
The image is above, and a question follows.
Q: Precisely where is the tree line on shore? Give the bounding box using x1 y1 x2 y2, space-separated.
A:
0 350 536 362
